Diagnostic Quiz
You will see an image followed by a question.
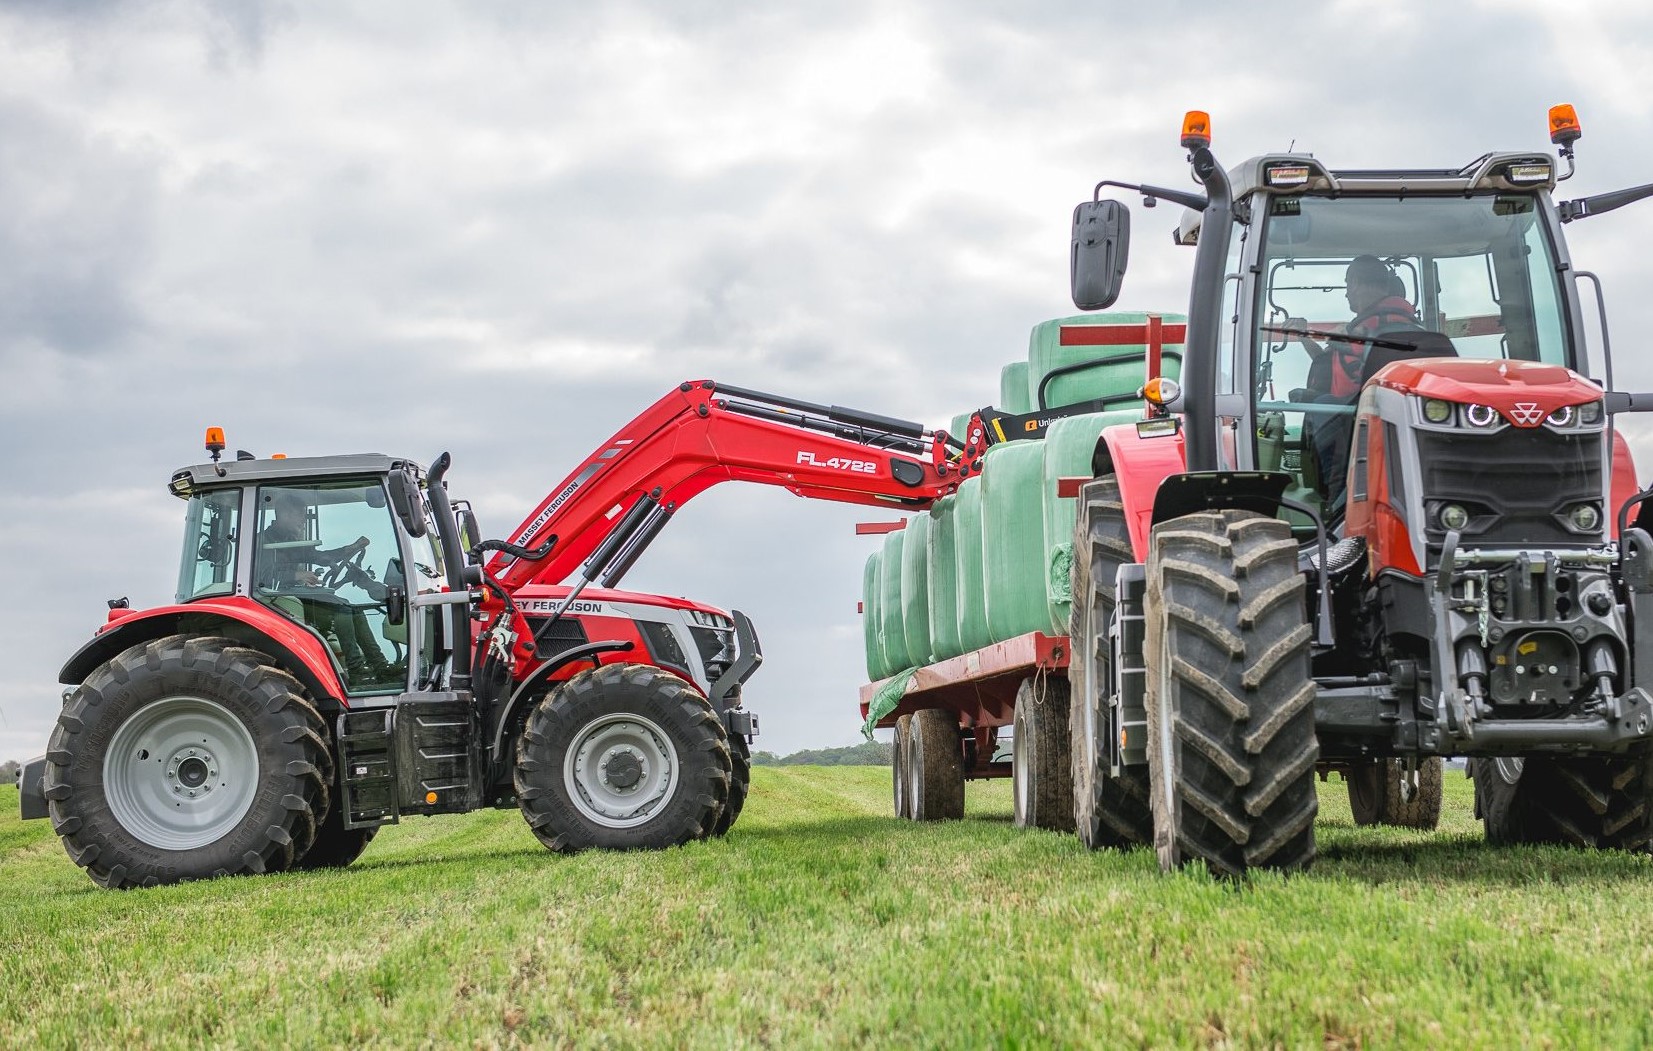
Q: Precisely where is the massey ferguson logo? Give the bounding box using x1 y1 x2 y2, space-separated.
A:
1509 402 1544 426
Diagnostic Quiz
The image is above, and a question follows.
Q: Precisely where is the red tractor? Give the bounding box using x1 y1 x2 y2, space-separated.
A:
1052 106 1653 875
20 385 960 888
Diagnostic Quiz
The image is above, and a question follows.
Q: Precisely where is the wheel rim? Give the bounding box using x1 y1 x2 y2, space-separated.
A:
1013 733 1030 821
563 713 678 828
103 696 260 850
1492 756 1524 785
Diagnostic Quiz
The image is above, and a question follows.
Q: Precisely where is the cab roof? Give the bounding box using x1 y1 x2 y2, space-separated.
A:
168 453 420 498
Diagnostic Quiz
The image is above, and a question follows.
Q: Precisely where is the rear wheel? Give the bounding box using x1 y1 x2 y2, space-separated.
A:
515 664 732 852
1473 753 1653 850
43 635 330 889
1144 512 1319 878
1012 678 1074 831
892 714 913 819
1348 758 1442 830
908 708 964 821
1069 476 1153 850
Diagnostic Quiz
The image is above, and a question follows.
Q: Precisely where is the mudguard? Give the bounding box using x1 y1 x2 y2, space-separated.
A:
1095 421 1188 560
58 596 348 703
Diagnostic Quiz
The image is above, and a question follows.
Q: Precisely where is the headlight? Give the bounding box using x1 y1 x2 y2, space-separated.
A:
1547 405 1575 427
1569 503 1602 532
1579 399 1604 426
1422 398 1454 424
1464 403 1501 429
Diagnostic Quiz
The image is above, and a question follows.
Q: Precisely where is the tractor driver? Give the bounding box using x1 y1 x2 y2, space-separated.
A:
258 492 392 683
1280 256 1419 517
1284 254 1419 401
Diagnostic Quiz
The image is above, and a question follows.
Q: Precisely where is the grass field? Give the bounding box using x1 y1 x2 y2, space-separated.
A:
4 769 1653 1049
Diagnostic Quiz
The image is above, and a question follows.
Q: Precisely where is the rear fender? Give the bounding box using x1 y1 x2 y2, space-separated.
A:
58 598 347 704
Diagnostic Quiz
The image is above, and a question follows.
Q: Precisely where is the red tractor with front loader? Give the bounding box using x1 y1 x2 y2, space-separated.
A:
1054 106 1653 875
20 385 962 888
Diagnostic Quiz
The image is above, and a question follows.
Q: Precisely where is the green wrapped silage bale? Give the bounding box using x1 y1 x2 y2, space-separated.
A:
999 361 1033 414
926 494 963 662
953 476 991 652
980 440 1050 642
1040 410 1141 634
878 529 914 673
1027 312 1186 412
900 512 933 667
862 549 887 680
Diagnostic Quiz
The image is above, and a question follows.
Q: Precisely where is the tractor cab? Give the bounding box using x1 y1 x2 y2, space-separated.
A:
169 452 454 697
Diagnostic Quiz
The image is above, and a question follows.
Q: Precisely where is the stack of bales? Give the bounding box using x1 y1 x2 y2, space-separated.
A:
863 312 1185 679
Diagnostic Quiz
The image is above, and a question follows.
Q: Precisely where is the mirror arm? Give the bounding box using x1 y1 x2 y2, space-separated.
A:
1560 182 1653 223
1094 178 1208 213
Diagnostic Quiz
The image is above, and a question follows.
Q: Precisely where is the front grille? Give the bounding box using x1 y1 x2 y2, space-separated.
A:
1415 426 1603 547
524 616 589 659
638 621 693 679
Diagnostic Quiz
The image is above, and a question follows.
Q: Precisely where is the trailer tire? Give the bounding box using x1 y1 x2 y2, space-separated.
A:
710 735 750 837
515 663 732 852
1348 758 1443 829
1144 512 1319 878
909 708 964 821
1069 476 1153 850
892 714 913 819
1012 678 1074 831
42 634 330 889
1473 753 1653 850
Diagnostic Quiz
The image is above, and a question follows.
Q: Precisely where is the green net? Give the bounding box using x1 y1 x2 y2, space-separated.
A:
999 361 1033 414
878 530 913 672
900 512 933 666
925 494 963 661
981 440 1049 642
861 667 918 740
862 549 886 680
953 476 991 651
1027 312 1186 411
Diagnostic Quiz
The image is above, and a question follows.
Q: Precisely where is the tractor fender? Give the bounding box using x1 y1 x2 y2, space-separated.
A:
1095 421 1188 560
58 597 347 704
488 640 637 761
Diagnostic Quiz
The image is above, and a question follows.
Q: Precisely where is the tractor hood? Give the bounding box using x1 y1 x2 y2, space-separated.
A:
1370 358 1603 425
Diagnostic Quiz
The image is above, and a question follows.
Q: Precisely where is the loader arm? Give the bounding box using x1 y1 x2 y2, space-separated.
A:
488 380 960 593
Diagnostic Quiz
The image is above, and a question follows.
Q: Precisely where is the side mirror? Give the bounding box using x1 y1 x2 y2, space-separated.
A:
1071 199 1131 310
457 506 480 554
387 468 428 538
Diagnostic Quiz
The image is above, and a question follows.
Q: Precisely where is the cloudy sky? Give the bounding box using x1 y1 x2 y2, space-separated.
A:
4 0 1653 763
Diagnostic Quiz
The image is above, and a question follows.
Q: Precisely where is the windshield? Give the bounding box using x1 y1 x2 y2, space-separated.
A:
1255 194 1569 400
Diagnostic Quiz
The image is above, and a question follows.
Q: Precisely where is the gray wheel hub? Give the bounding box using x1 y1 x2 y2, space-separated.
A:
103 696 260 850
564 714 678 828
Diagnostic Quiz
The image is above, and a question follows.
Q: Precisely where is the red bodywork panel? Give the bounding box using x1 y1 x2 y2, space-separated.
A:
1371 358 1601 424
1344 419 1422 577
489 382 958 593
1098 423 1189 560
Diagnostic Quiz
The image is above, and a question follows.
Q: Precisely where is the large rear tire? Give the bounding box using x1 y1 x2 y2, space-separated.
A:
515 664 731 852
909 708 964 821
1069 476 1153 850
1472 753 1653 850
1143 512 1319 878
43 635 330 889
1348 758 1442 830
1012 678 1075 831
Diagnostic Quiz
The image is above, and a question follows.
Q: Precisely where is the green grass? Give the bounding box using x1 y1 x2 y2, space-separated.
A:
4 771 1653 1049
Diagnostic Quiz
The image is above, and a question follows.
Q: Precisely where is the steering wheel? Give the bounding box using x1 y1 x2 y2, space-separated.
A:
322 545 368 590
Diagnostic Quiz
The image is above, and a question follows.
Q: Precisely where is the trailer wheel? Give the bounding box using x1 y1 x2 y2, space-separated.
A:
42 634 330 889
908 708 964 821
1069 476 1153 850
709 735 750 837
1012 678 1075 831
1348 758 1443 829
515 664 732 852
1143 512 1319 878
892 714 913 819
1473 752 1653 850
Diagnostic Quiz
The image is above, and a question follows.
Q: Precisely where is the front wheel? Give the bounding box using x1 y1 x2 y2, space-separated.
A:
43 635 331 889
1143 512 1319 878
1472 753 1653 850
515 664 732 852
